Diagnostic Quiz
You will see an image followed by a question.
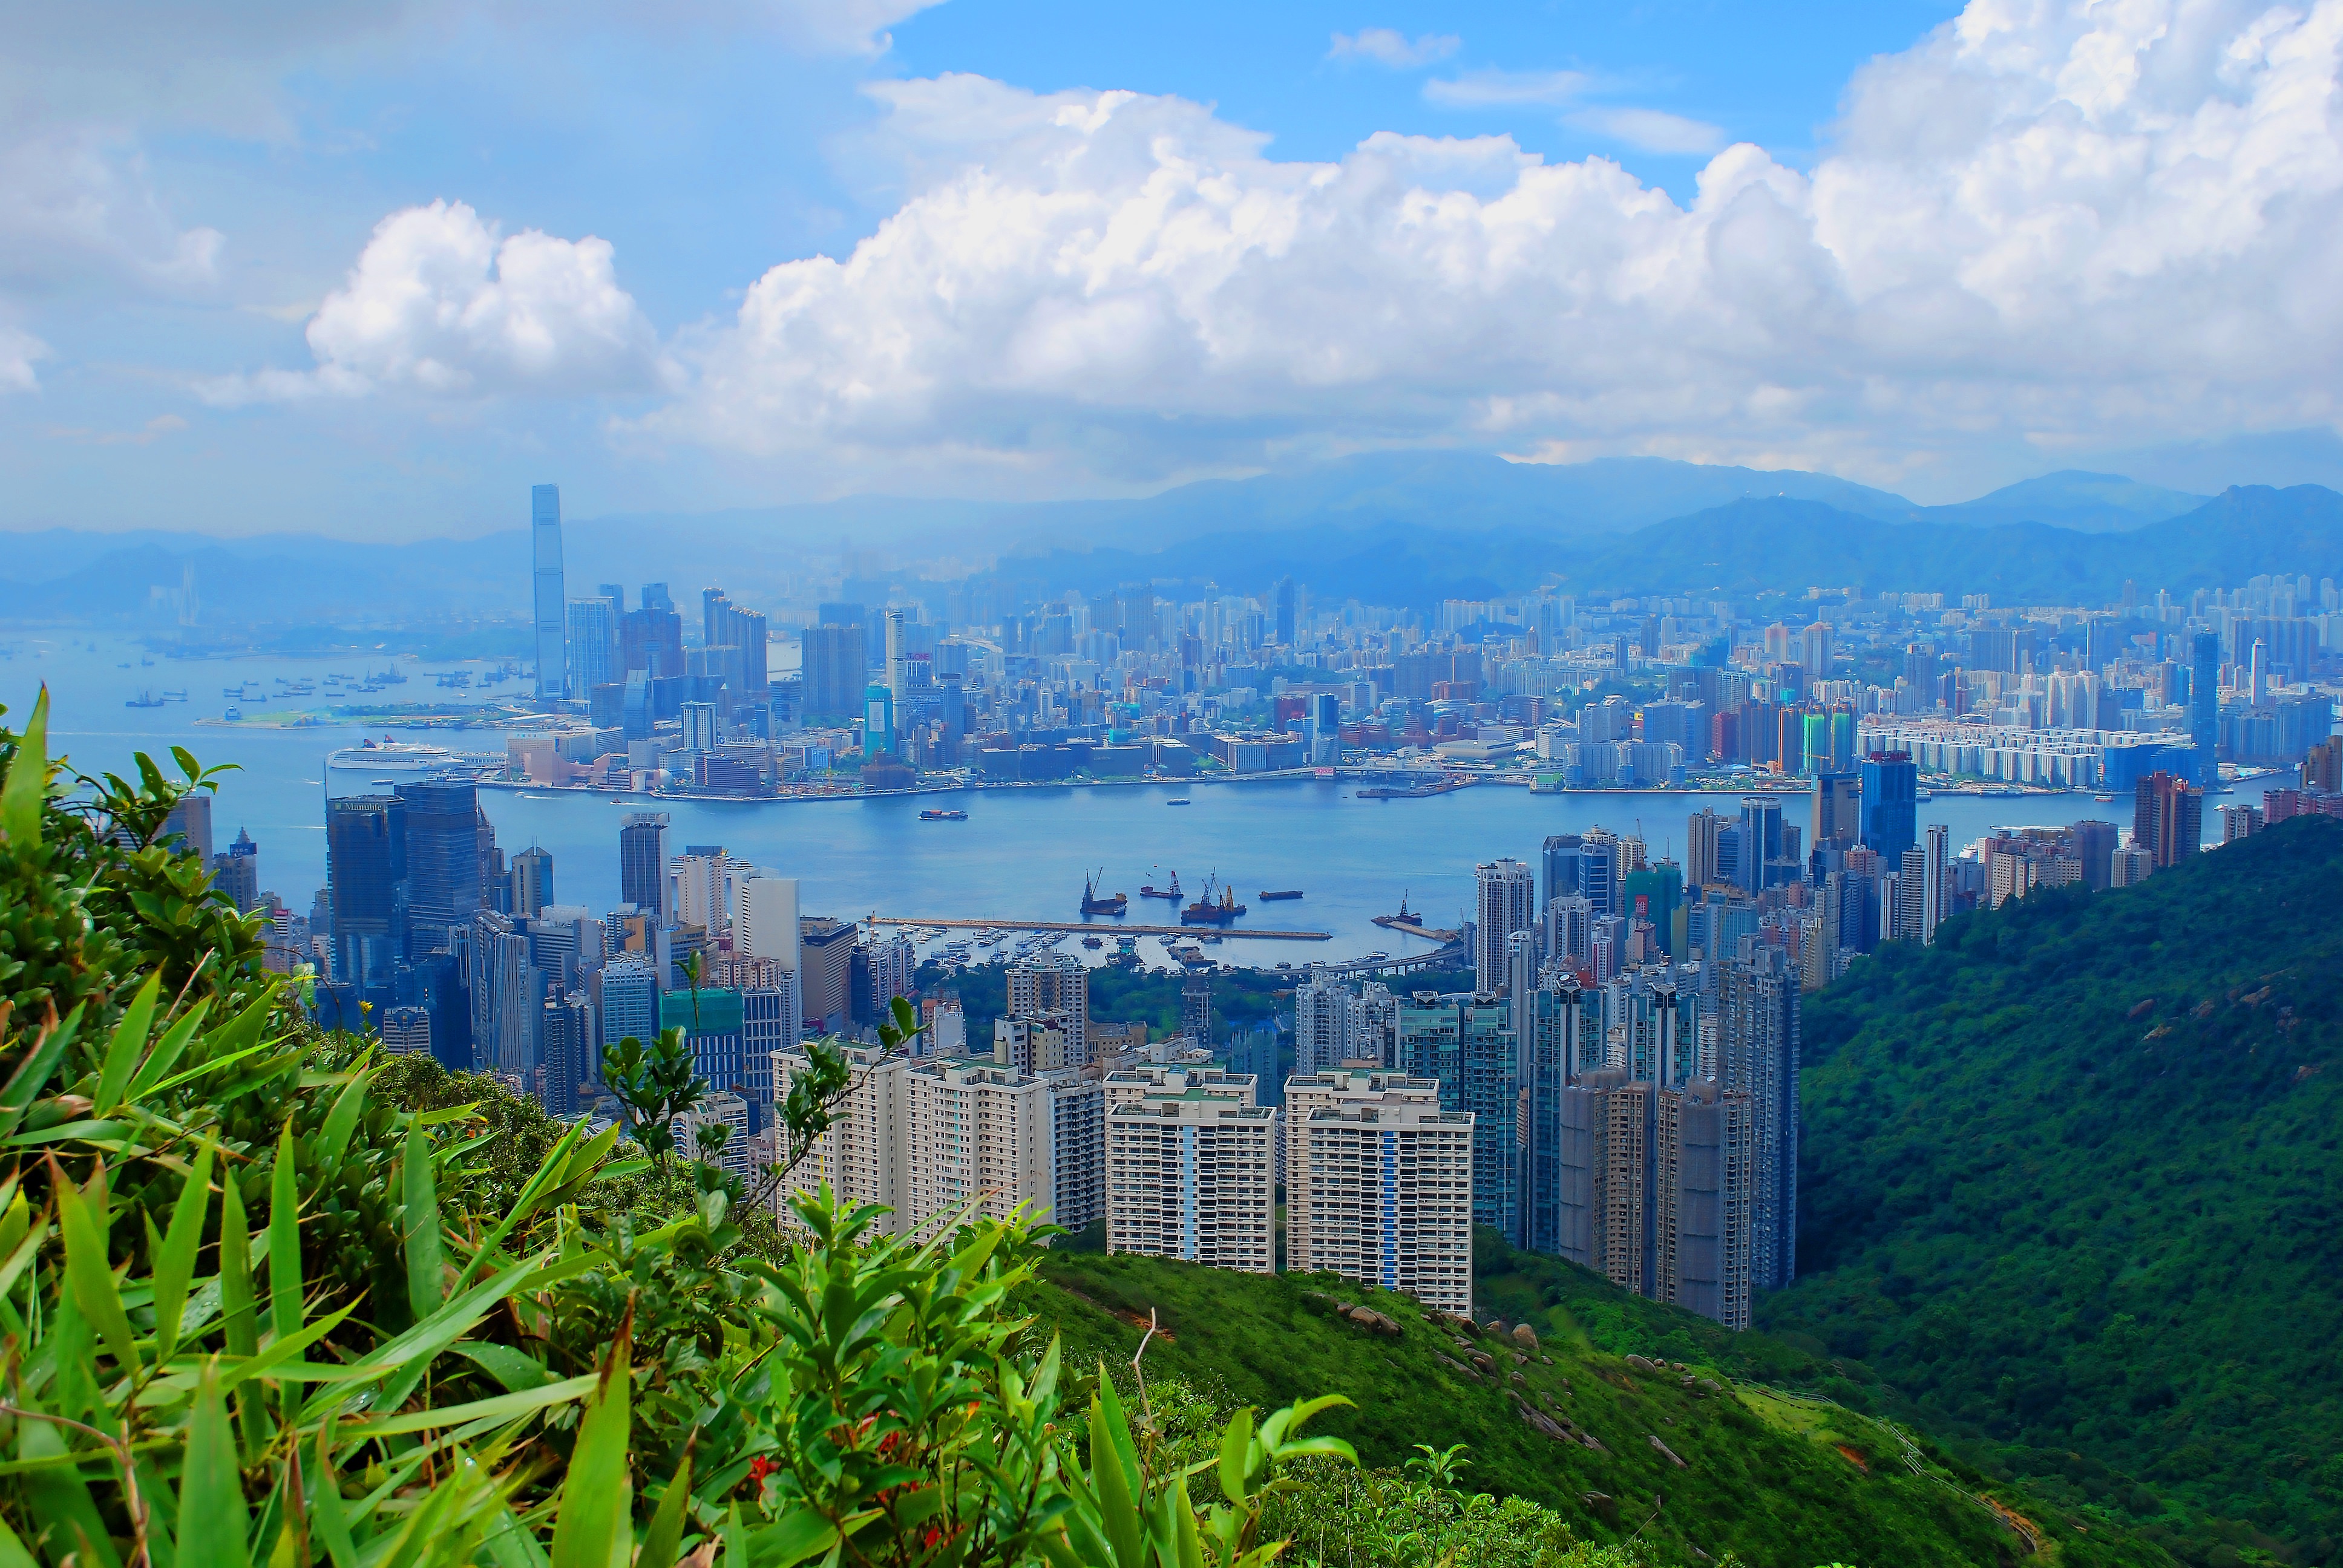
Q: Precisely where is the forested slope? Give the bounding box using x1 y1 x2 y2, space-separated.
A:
1766 815 2343 1564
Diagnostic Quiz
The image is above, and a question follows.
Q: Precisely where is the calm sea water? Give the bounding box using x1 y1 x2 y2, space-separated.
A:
4 627 2228 971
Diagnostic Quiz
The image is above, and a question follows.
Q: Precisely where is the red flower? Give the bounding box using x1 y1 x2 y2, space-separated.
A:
747 1457 775 1483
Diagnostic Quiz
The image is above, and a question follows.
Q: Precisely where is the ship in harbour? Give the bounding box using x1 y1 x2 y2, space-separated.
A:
1181 875 1245 926
919 808 967 821
324 739 461 774
1139 870 1182 901
1258 888 1303 901
1081 871 1129 916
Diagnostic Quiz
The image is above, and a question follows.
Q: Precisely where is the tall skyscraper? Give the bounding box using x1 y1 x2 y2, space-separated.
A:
1542 833 1615 918
1922 822 1950 941
1273 576 1297 644
509 844 554 921
2191 630 2221 783
531 484 566 702
1737 797 1783 895
733 872 801 970
1858 751 1919 860
1006 953 1090 1065
1473 858 1536 994
211 828 260 912
618 813 671 925
801 623 868 719
396 781 488 954
1812 773 1862 854
327 794 405 988
2134 771 2204 869
566 595 618 699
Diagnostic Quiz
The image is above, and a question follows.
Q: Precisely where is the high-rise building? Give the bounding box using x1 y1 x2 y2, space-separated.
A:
211 828 260 912
1542 832 1616 916
1715 949 1799 1291
773 1041 909 1233
672 849 725 933
1922 822 1951 941
798 917 857 1033
906 1058 1053 1231
2069 819 2117 892
801 624 868 719
531 484 566 702
1043 1072 1107 1233
1180 975 1213 1043
379 1005 432 1057
1653 1078 1757 1330
1800 621 1832 676
1006 953 1089 1063
597 956 659 1053
566 596 618 699
1472 859 1536 993
618 814 671 924
680 701 719 753
1273 576 1297 645
395 782 487 956
661 988 748 1099
1737 797 1783 895
1106 1097 1278 1272
1292 970 1351 1076
327 794 405 988
2191 630 2221 783
160 794 214 863
733 872 801 969
2134 771 2204 869
1858 751 1919 860
1286 1094 1474 1314
508 843 554 921
539 990 595 1116
1811 773 1862 854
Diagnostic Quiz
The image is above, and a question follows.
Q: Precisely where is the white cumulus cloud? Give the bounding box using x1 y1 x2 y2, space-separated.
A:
1422 68 1591 107
202 199 668 404
626 0 2343 490
1329 28 1461 68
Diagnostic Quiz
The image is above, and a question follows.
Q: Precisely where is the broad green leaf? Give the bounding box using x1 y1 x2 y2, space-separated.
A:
217 1301 359 1394
15 1403 120 1568
0 1004 85 1138
177 1371 253 1568
267 1123 302 1342
403 1121 444 1322
93 973 163 1118
306 1429 356 1568
320 1251 598 1423
153 1140 216 1364
0 1503 39 1568
549 1332 632 1568
637 1443 693 1568
55 1159 138 1374
219 1169 258 1357
134 984 274 1102
0 685 48 849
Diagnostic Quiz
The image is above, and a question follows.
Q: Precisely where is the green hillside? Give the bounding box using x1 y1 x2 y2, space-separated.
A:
1034 1246 2169 1567
1766 815 2343 1565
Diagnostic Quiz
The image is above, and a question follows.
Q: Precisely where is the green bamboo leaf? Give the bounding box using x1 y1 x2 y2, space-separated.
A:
135 985 274 1102
741 1511 838 1568
0 1504 40 1568
636 1442 693 1568
452 1120 589 1294
14 1400 121 1568
93 973 163 1118
1172 1477 1205 1568
267 1123 302 1343
154 1140 216 1364
447 1342 557 1394
179 1370 254 1568
218 1165 261 1456
338 1373 598 1438
316 1252 598 1425
306 1429 356 1568
0 684 48 849
317 1071 370 1169
55 1159 138 1374
0 1005 85 1139
548 1330 632 1568
137 1039 278 1101
403 1121 444 1323
1089 1385 1145 1568
1215 1407 1254 1513
0 1220 49 1308
217 1302 359 1394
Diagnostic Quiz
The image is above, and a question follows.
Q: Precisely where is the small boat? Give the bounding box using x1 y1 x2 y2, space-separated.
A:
125 690 165 708
1258 889 1303 901
2094 793 2114 803
224 707 242 720
1081 936 1104 949
1165 798 1191 806
919 808 968 821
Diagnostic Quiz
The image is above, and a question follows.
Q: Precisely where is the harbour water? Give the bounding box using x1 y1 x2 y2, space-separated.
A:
4 629 2233 970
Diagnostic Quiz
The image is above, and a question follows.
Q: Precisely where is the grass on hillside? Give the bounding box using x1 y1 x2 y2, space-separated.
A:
1029 1243 2171 1568
1767 815 2343 1567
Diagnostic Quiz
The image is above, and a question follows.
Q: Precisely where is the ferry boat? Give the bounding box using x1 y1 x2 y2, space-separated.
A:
125 690 166 709
919 808 968 821
1140 870 1182 901
325 739 459 773
1258 889 1303 901
1165 797 1191 806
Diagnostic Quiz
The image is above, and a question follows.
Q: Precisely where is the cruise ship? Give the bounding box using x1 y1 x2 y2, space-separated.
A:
324 740 460 773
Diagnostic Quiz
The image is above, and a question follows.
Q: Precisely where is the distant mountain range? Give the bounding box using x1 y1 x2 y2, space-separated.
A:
0 454 2328 624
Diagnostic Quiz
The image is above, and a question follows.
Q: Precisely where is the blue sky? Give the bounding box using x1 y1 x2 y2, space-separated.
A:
7 0 2343 539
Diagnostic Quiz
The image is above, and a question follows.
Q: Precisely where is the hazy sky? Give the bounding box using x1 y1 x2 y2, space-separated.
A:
8 0 2343 538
